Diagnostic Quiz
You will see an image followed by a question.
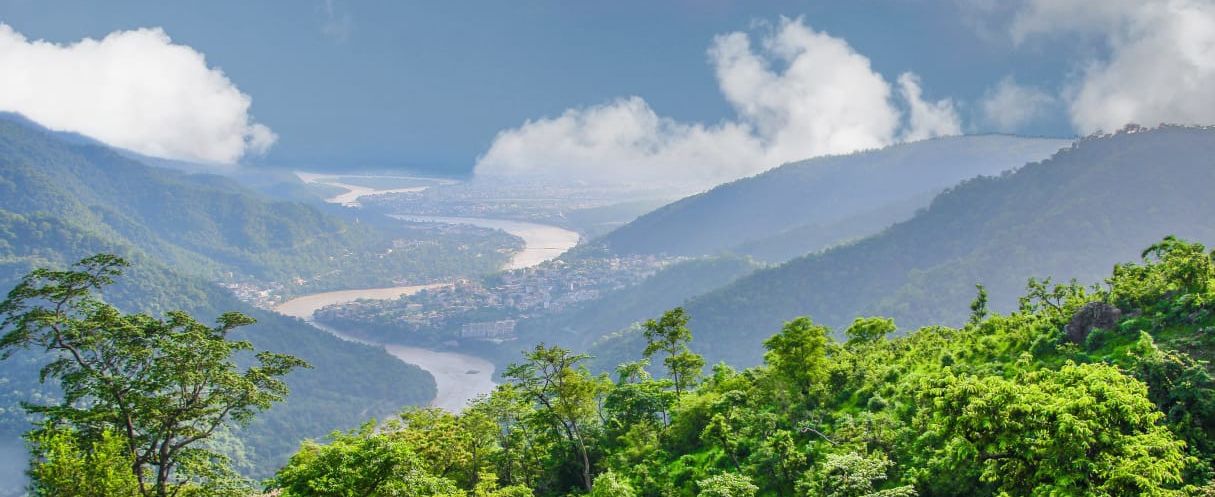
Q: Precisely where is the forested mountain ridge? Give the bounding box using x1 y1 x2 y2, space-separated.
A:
661 125 1215 367
597 134 1071 261
0 118 441 485
0 117 511 293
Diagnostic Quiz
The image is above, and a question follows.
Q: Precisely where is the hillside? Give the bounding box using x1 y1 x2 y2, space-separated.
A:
630 125 1215 367
0 119 444 480
597 134 1071 261
263 237 1215 497
0 116 512 293
509 256 762 368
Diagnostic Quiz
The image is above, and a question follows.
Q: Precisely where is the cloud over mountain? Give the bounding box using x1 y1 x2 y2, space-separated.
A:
474 18 960 188
0 24 275 165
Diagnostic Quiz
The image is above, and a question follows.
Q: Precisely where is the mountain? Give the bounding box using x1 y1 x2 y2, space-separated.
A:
629 125 1215 367
0 115 510 293
0 117 442 481
597 135 1072 261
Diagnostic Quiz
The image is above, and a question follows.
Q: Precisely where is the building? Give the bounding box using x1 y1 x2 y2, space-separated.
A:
460 319 517 340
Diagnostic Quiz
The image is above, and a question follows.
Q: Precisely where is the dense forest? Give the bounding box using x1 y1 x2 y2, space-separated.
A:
277 236 1215 496
598 135 1068 261
10 236 1214 496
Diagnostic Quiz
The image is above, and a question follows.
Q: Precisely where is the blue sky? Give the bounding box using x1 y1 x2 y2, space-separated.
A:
1 1 1211 180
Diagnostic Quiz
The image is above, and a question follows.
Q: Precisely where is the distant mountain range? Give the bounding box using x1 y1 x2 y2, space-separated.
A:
597 135 1073 262
593 126 1215 367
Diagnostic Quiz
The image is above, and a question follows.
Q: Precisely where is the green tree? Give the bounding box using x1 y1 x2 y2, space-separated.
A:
603 360 675 432
0 255 308 497
465 385 547 489
270 423 463 497
590 470 636 497
749 429 806 496
796 452 915 497
502 344 601 492
910 362 1187 496
642 308 705 397
27 426 141 497
968 284 988 325
763 317 834 402
844 317 896 346
696 472 757 497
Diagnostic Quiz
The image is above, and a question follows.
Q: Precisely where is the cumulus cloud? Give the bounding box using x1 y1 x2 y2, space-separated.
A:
1011 0 1215 133
979 77 1056 132
475 17 960 189
898 73 963 141
0 24 275 165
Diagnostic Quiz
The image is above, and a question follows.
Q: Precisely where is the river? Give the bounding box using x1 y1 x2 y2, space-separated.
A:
276 174 580 412
391 215 582 270
274 284 496 412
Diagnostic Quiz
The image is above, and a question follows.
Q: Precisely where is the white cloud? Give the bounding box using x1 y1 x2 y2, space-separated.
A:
979 77 1055 132
898 73 962 141
1011 0 1215 133
474 17 960 189
0 24 275 165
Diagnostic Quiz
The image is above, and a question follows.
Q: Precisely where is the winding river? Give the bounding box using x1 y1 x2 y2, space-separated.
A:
276 173 580 412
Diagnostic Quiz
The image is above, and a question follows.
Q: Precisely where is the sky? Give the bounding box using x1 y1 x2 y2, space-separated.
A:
0 0 1213 184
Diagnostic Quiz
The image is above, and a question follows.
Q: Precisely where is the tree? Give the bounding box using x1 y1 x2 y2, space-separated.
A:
0 255 308 497
749 429 806 496
968 284 988 325
604 360 676 431
270 423 463 497
465 385 547 489
763 317 834 403
844 317 896 346
796 452 915 497
696 472 757 497
27 426 141 497
590 470 636 497
502 344 601 492
396 408 474 484
642 308 705 397
910 362 1187 496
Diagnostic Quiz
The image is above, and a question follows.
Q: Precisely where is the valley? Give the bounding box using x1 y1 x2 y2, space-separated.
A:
8 6 1215 496
275 174 582 411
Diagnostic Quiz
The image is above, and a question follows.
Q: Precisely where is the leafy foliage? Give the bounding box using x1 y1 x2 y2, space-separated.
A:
0 255 306 496
27 427 142 497
271 237 1215 497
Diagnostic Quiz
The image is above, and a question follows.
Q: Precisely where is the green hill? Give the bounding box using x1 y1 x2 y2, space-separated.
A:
0 117 511 293
645 125 1215 367
0 118 447 482
597 135 1071 261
